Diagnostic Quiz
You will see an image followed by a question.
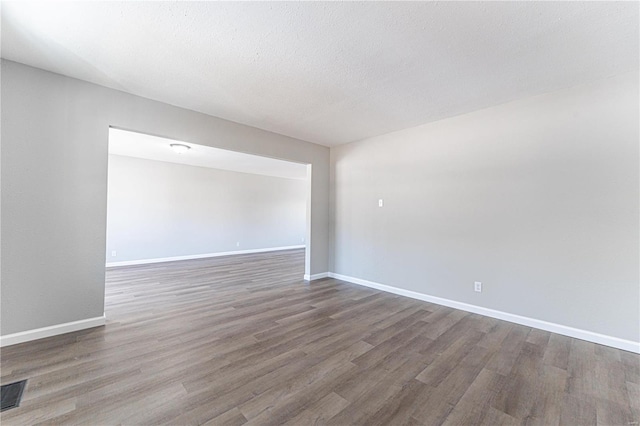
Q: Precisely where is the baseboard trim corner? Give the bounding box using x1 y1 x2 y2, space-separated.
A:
328 272 640 354
0 315 106 347
106 245 306 268
304 272 329 281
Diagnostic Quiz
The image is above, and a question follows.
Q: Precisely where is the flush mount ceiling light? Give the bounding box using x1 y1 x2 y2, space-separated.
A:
170 143 191 154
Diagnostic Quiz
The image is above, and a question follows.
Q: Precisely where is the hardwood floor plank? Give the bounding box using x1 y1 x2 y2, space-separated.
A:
364 379 428 426
492 340 548 420
238 341 367 420
543 333 572 370
202 407 248 426
627 380 640 420
442 368 507 426
526 364 568 426
0 249 636 425
282 392 349 426
560 394 597 425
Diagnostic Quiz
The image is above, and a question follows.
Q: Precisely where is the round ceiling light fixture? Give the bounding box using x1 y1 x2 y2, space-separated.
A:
170 143 191 154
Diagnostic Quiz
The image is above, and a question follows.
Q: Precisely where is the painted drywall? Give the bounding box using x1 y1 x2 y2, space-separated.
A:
106 155 306 263
1 59 329 336
330 72 639 342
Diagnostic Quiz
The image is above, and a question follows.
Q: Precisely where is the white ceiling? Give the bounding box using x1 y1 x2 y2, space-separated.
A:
108 128 308 180
2 2 638 147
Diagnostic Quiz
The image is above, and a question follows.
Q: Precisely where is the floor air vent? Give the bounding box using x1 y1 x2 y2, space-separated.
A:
1 380 27 412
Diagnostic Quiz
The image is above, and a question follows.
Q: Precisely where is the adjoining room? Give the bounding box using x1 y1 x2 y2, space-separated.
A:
105 128 309 268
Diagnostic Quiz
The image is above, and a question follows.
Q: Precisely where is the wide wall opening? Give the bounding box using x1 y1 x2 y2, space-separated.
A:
105 128 309 276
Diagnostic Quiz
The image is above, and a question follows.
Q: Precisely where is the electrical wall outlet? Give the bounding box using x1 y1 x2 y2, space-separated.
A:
111 250 117 257
378 199 384 207
474 281 482 292
236 242 240 247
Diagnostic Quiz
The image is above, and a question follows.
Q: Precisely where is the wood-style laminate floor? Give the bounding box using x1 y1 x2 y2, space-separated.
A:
1 249 638 425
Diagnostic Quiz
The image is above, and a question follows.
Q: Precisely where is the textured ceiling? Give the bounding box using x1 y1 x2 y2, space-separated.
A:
2 2 638 146
109 129 308 180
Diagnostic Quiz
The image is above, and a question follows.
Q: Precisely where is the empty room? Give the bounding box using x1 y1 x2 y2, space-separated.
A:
1 2 638 425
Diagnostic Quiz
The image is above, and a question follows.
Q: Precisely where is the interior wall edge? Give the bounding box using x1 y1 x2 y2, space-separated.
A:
328 71 639 345
0 315 106 347
303 272 330 281
328 272 640 354
0 59 331 335
105 245 306 268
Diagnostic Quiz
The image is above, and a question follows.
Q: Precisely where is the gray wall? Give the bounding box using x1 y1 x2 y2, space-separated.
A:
1 59 329 336
106 155 306 263
331 72 639 342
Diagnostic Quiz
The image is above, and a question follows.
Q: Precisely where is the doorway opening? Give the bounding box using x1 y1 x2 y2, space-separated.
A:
104 128 311 281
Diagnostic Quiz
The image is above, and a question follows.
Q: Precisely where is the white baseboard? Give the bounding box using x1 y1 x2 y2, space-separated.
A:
106 245 306 268
0 315 106 347
304 272 329 281
328 272 640 354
